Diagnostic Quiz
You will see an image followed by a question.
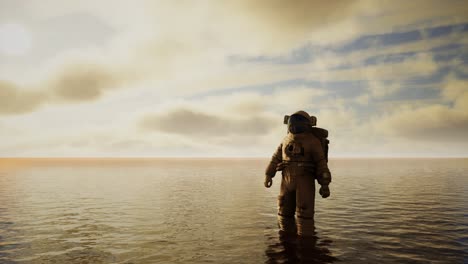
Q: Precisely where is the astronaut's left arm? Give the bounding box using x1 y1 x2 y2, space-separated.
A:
311 138 331 198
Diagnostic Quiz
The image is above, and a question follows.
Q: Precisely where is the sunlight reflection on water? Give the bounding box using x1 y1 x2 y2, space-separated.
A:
0 158 467 263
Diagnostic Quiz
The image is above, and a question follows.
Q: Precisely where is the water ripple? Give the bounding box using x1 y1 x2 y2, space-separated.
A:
0 158 467 263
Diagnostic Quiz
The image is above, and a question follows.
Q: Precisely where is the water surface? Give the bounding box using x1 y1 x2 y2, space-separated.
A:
0 158 467 263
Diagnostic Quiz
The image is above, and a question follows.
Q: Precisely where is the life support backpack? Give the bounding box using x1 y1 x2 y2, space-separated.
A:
310 127 329 162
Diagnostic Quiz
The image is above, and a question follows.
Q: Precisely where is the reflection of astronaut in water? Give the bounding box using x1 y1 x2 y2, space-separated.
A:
264 111 332 237
265 233 337 264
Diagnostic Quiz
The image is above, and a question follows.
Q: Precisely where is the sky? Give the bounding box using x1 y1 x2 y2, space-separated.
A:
0 0 467 157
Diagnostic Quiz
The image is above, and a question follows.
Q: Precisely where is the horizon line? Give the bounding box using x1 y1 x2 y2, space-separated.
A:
1 156 467 159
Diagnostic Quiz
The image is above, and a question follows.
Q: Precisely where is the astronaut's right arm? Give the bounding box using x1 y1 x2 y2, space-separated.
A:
264 144 282 188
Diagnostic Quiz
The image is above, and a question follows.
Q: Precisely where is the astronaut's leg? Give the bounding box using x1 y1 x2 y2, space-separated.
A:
277 178 297 234
296 174 316 237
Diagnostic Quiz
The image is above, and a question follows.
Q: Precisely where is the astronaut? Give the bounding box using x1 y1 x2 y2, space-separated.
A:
264 110 331 236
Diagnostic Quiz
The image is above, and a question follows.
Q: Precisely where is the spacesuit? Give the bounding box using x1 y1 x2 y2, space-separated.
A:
264 111 331 236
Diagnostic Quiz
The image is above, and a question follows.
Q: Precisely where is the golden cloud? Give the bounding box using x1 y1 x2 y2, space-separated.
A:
0 81 45 114
140 108 276 136
372 78 468 141
48 63 123 102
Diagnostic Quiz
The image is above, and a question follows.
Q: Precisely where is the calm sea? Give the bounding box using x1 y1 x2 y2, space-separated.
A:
0 158 467 263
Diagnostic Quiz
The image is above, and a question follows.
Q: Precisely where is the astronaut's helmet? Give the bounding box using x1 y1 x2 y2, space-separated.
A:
286 110 315 134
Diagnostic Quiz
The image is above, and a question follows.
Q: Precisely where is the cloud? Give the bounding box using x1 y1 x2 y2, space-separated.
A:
2 0 468 157
0 80 45 114
349 0 468 42
367 81 402 98
371 78 468 141
193 87 328 116
235 0 356 30
48 63 125 102
0 61 133 115
223 0 360 48
1 0 462 116
373 104 468 141
441 77 468 101
211 0 468 52
140 108 276 137
134 87 343 156
308 52 439 82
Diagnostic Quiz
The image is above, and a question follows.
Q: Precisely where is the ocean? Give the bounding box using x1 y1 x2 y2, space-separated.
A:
0 158 467 263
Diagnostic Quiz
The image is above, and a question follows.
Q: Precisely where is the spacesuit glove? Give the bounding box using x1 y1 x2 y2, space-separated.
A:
319 185 330 198
264 175 273 188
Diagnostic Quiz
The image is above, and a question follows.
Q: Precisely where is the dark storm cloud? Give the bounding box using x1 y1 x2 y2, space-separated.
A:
140 108 275 136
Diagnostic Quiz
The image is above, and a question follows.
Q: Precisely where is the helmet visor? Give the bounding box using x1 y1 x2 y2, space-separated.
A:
287 114 310 134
